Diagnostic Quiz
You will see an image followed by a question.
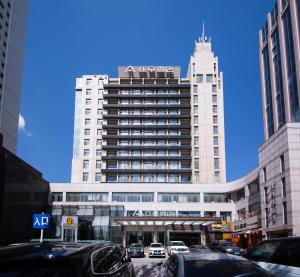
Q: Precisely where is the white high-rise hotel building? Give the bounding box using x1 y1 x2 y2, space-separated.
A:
71 32 226 185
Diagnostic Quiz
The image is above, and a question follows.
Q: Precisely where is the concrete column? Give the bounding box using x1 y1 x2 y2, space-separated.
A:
123 226 126 247
138 231 142 244
153 231 158 243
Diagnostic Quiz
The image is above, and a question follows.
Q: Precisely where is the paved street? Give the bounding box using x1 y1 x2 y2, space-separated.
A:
132 255 166 276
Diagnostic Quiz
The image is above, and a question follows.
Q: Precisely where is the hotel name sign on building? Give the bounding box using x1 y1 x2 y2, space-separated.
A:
118 66 181 78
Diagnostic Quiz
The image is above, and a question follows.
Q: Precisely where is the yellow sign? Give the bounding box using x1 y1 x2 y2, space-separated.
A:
66 217 74 225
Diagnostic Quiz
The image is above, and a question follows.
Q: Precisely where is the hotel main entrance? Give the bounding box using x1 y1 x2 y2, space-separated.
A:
115 216 220 247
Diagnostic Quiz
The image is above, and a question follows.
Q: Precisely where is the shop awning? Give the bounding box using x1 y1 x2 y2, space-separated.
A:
114 216 221 226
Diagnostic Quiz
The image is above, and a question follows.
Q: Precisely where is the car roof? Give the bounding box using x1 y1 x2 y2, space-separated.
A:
0 241 115 262
264 237 300 241
180 252 247 262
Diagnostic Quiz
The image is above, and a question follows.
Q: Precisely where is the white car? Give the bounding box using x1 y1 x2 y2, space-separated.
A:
167 241 189 255
149 243 166 257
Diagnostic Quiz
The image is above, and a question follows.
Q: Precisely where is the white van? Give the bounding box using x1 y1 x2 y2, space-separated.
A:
243 237 300 277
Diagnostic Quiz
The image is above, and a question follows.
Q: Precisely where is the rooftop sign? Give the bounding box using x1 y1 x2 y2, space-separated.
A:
118 66 180 78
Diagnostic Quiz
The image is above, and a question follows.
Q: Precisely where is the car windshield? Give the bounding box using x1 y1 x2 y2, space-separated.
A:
246 241 281 262
150 243 163 248
130 244 142 248
171 242 185 246
184 260 271 277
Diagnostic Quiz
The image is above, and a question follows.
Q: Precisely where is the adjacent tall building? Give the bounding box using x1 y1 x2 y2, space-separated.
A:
71 32 226 185
0 0 29 153
259 0 300 140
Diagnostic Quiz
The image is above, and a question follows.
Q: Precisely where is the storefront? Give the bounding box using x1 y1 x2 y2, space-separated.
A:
206 221 233 243
232 214 262 249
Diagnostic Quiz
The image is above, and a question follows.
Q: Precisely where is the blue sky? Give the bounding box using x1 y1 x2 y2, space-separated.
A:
18 0 274 182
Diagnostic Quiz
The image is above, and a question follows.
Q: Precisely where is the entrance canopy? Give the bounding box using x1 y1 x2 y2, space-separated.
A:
114 216 221 226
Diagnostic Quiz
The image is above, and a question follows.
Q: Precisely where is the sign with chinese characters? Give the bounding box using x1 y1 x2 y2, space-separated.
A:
118 66 181 78
33 214 50 229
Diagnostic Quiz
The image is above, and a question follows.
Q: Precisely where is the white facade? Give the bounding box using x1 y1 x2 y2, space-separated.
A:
0 0 29 153
71 75 108 183
187 35 226 184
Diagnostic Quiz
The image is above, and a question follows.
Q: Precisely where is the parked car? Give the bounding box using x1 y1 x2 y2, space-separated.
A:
243 237 300 277
127 243 144 258
189 244 210 252
220 245 243 256
209 240 233 252
159 252 276 277
0 241 134 277
167 241 189 255
149 243 166 258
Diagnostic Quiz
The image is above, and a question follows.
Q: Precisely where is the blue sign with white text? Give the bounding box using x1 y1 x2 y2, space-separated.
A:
33 214 50 229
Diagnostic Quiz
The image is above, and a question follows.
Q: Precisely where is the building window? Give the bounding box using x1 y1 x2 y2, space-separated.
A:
220 212 231 221
84 139 90 146
280 154 285 172
204 193 231 203
214 171 220 182
283 202 287 224
214 158 219 169
85 109 91 115
193 85 197 93
85 98 91 105
212 105 218 113
194 106 198 113
213 126 218 135
195 173 199 182
84 149 90 156
85 119 90 125
96 160 101 169
107 175 117 182
158 193 200 203
97 139 101 145
264 187 268 203
86 79 92 85
282 177 286 197
83 173 89 182
206 74 213 82
262 167 267 182
83 160 89 169
86 89 92 96
144 174 153 182
157 174 167 182
52 192 63 202
212 95 217 103
193 95 198 103
196 74 204 83
194 137 199 145
84 129 90 135
97 119 102 125
97 129 102 136
214 147 219 156
194 159 199 169
119 174 129 182
96 149 101 156
169 174 179 182
194 148 199 156
132 174 141 182
194 116 198 124
212 84 217 92
95 173 101 182
213 136 218 145
194 126 199 135
213 115 218 124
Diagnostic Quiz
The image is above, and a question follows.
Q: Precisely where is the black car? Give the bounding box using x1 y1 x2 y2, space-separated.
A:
0 241 134 276
243 237 300 277
128 243 144 258
220 245 243 256
159 252 276 277
189 245 210 252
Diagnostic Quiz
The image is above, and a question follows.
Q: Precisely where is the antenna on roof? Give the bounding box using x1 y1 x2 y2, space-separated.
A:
202 21 205 42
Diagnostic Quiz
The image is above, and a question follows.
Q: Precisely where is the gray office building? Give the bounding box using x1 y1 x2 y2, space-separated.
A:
0 0 29 153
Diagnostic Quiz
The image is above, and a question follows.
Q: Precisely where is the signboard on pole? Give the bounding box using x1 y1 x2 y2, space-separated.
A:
33 214 50 229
